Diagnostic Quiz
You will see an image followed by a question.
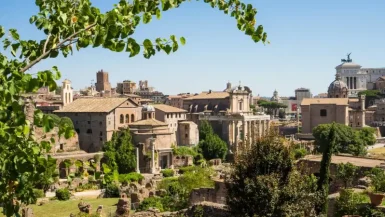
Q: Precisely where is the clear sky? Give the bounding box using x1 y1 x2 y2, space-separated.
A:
1 1 384 97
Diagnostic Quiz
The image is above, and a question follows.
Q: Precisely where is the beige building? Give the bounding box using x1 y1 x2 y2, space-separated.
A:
300 74 367 137
129 105 174 173
178 121 199 146
184 82 271 154
301 98 350 134
116 80 137 95
54 98 141 152
153 104 187 144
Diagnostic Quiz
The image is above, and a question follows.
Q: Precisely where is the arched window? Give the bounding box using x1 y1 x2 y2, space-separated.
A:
120 114 124 124
125 114 129 123
131 114 135 122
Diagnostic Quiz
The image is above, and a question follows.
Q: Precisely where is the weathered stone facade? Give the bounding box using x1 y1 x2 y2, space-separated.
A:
189 180 227 205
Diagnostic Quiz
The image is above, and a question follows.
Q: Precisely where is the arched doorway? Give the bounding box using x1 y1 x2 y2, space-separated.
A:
59 161 67 179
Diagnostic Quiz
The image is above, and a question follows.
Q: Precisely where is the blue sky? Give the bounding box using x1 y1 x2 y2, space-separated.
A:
1 1 384 97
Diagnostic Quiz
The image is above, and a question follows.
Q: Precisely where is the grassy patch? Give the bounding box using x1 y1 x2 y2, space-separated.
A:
0 198 118 217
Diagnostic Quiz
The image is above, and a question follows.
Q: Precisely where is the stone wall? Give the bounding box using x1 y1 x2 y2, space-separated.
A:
189 180 227 205
132 202 230 217
173 155 193 168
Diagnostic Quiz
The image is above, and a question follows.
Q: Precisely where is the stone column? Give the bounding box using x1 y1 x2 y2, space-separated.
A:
248 121 252 149
251 121 255 146
242 121 247 143
258 120 262 138
150 139 156 174
234 121 238 154
136 147 140 173
261 120 265 137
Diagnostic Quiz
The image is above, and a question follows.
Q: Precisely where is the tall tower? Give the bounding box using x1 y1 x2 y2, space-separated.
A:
62 79 73 106
95 69 111 92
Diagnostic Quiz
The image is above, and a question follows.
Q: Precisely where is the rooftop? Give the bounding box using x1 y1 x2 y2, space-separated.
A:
301 98 349 106
185 91 229 100
153 104 187 113
129 118 168 126
54 98 128 113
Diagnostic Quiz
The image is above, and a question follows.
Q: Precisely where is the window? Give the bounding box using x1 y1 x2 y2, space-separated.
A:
120 114 124 124
108 121 111 125
320 109 327 117
185 125 188 130
167 114 169 118
86 129 92 134
131 114 135 122
185 133 188 138
179 113 181 118
239 101 243 111
88 121 91 124
75 129 80 134
125 114 129 123
357 122 360 126
100 131 103 136
60 144 64 150
99 121 102 126
100 137 103 141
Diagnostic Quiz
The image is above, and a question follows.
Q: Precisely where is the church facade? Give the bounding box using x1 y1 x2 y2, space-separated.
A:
183 82 271 154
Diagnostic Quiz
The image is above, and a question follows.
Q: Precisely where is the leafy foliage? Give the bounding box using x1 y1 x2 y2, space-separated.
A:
102 128 136 174
161 169 175 178
335 189 367 217
0 0 267 214
198 121 228 160
138 197 165 212
367 167 385 193
104 183 120 198
336 163 358 189
150 167 214 211
118 172 144 185
33 188 45 199
292 147 307 160
257 99 287 115
313 123 376 156
56 188 71 201
315 123 336 215
226 132 318 217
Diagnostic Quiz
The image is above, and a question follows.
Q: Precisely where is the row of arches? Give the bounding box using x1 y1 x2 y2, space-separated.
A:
120 114 135 124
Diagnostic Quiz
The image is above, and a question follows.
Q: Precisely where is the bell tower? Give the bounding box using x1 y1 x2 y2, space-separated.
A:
62 79 73 106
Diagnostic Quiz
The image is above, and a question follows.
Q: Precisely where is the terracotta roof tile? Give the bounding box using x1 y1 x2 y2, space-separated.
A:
301 98 349 106
185 91 229 100
153 104 187 113
129 119 168 126
54 98 128 113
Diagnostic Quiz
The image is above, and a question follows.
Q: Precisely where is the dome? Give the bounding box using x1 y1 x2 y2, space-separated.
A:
328 74 348 93
142 104 155 112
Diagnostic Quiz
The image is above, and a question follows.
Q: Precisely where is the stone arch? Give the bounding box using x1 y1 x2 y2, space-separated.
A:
87 158 96 175
149 191 154 197
131 114 135 122
120 114 124 124
145 183 153 190
59 161 67 179
125 114 129 123
75 160 84 176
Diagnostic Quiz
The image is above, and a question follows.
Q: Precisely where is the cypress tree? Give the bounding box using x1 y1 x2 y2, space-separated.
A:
315 123 336 215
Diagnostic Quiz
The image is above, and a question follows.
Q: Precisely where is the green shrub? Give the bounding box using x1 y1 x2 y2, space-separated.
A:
75 183 99 192
33 189 45 199
335 189 367 217
105 183 120 198
293 148 307 160
179 166 196 174
88 176 96 182
161 169 174 177
137 197 164 212
56 188 71 201
118 172 144 185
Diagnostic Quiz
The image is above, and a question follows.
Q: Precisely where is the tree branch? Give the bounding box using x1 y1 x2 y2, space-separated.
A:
21 23 97 73
43 34 51 54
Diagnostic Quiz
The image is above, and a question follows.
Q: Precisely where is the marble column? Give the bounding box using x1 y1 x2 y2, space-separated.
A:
136 147 140 173
258 120 262 138
234 121 238 153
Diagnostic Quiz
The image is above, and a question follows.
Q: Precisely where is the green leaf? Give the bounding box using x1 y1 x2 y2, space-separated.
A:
116 40 125 52
11 43 20 57
29 15 38 24
143 12 152 24
32 147 40 155
180 37 186 45
163 45 172 54
156 8 162 20
60 12 67 22
170 35 177 43
143 39 153 49
9 29 20 40
0 26 4 38
126 38 140 57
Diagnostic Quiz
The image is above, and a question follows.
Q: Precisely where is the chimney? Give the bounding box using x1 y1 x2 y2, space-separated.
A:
209 89 212 94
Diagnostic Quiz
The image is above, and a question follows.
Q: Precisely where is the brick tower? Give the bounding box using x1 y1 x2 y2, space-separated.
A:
95 69 111 92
